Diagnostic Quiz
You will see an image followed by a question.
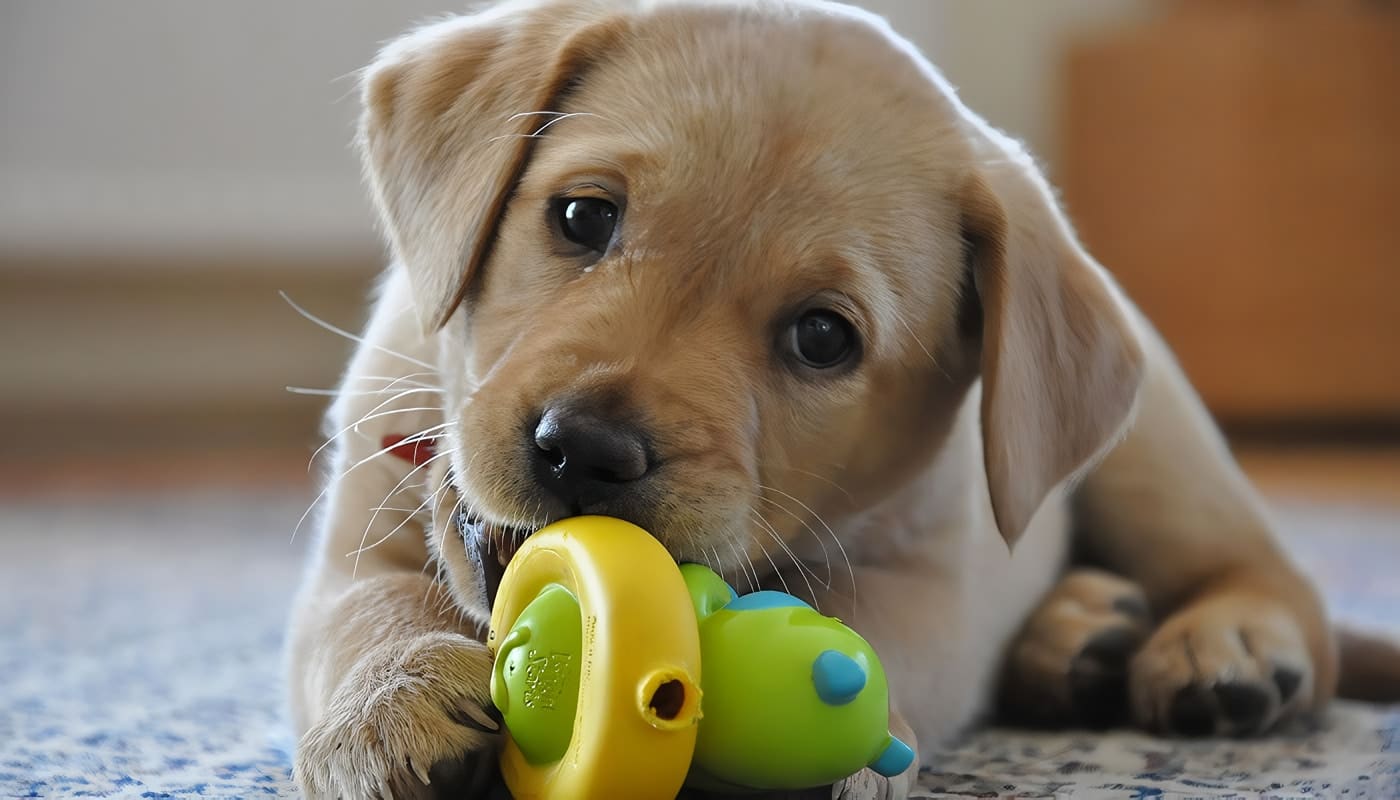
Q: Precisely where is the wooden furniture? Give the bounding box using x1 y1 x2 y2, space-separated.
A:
1059 0 1400 425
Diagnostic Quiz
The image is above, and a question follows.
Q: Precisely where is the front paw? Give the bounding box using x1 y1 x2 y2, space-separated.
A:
1130 598 1314 737
294 632 504 799
998 568 1152 729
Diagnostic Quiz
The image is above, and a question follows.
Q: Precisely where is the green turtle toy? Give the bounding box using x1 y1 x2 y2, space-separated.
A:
486 516 915 800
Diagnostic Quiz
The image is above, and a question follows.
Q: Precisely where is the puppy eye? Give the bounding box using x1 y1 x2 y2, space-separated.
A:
555 197 618 253
788 309 857 369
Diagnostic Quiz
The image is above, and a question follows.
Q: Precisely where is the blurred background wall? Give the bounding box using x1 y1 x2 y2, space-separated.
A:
1 1 1395 474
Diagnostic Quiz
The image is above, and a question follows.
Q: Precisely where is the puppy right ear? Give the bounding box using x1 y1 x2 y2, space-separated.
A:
358 0 628 332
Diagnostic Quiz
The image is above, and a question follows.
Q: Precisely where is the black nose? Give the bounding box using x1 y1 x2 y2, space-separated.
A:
531 402 651 510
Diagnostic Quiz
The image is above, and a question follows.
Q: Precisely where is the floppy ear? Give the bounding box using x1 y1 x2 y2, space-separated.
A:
358 0 628 332
960 143 1145 547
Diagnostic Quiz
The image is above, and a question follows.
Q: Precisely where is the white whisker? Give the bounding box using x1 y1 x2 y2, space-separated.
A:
488 112 606 143
317 388 441 402
350 447 456 577
757 485 855 603
893 308 950 381
346 372 440 387
291 423 450 544
750 532 789 597
775 464 855 504
528 111 600 136
289 386 431 398
280 290 437 371
723 536 756 594
755 494 832 585
287 372 440 398
750 508 823 603
505 110 571 121
309 400 443 470
353 453 460 561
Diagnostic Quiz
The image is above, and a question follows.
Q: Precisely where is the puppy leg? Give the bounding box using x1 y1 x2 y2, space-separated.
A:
292 574 502 800
285 271 512 797
997 568 1152 728
290 464 506 800
1128 571 1318 736
289 397 503 790
1073 322 1335 736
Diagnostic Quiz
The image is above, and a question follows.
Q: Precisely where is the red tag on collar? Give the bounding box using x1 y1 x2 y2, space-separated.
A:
381 434 438 467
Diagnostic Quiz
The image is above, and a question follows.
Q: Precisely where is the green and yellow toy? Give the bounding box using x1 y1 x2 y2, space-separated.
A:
486 516 914 800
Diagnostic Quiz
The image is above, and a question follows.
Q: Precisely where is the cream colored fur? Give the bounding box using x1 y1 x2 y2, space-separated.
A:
286 2 1345 798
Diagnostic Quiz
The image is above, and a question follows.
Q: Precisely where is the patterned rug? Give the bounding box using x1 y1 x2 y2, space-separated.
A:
2 490 1396 799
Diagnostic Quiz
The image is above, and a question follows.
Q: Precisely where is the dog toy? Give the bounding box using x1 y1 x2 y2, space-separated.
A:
486 516 914 800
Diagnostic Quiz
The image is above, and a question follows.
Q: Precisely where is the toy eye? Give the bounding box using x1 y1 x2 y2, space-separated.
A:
811 650 866 706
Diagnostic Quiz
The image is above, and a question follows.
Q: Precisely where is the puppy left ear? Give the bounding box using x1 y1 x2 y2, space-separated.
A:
960 137 1145 547
358 1 629 332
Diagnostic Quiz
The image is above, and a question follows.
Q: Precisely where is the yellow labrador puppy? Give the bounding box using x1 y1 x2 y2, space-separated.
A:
287 1 1398 797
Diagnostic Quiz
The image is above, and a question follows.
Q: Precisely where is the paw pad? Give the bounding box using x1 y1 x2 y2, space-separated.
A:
1167 680 1276 737
1167 684 1217 736
1068 627 1144 729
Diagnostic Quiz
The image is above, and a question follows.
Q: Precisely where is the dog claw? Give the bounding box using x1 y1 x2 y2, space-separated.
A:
446 702 502 733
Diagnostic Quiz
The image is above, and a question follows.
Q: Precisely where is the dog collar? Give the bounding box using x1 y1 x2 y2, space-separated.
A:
381 433 438 467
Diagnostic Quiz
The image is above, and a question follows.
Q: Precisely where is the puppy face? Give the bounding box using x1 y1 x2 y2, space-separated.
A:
363 1 1143 609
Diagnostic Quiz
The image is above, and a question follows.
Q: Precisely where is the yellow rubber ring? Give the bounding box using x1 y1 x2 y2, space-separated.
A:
487 516 703 800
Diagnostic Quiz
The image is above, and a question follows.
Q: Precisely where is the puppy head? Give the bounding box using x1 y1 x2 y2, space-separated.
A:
360 0 1143 606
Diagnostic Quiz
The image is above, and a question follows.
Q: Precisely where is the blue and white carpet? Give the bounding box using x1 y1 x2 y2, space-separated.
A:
2 490 1396 799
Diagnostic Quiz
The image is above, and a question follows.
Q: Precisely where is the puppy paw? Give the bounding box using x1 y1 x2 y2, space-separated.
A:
998 568 1152 728
294 632 504 799
1130 597 1312 737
